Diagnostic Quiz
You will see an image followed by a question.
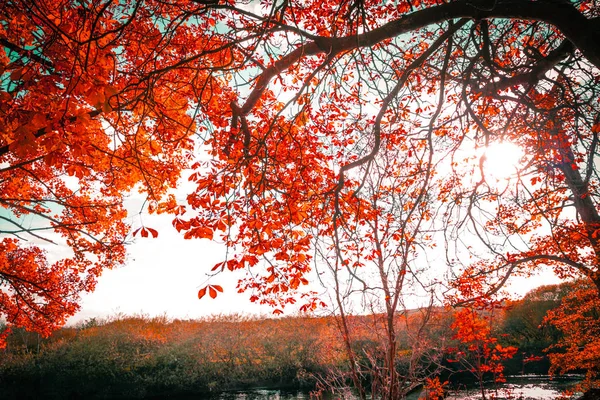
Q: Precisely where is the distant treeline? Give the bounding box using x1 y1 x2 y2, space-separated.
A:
0 284 567 400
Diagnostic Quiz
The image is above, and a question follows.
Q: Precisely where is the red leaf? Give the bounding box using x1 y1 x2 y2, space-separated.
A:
198 287 207 299
209 286 217 299
212 261 224 271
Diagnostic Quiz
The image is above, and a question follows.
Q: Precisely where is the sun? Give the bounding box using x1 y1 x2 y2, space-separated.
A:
481 142 524 181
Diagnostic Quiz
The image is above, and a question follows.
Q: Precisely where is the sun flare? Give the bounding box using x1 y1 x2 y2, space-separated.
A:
481 142 524 181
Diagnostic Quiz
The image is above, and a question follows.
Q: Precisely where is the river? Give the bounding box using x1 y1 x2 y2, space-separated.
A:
213 375 582 400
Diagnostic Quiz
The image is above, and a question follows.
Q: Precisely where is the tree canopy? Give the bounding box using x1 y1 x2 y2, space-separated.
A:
2 1 600 380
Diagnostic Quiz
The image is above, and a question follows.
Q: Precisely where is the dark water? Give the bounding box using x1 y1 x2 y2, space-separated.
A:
215 390 310 400
214 375 582 400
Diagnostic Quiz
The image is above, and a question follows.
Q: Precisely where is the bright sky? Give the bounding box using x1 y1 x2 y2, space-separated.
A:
67 214 561 325
66 195 276 324
64 141 564 325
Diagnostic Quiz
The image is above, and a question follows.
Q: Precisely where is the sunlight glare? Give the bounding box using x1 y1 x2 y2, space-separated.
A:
481 142 524 181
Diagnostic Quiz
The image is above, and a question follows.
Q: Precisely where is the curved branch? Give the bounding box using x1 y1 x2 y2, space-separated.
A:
456 254 590 307
333 18 469 212
238 0 600 118
475 40 575 96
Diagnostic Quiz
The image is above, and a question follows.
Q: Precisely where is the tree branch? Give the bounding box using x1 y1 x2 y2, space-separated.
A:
237 0 600 119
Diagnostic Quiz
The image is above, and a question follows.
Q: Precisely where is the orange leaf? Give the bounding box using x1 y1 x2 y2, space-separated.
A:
149 140 161 156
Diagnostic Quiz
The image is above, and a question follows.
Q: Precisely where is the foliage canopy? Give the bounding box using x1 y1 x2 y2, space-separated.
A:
2 1 600 384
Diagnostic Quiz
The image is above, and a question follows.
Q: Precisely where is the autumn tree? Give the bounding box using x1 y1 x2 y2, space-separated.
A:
309 141 446 399
545 280 600 392
161 0 600 314
449 306 517 400
176 0 600 388
4 0 600 388
1 0 229 337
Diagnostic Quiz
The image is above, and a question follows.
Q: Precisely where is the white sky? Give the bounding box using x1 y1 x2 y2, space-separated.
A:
66 195 277 325
62 141 566 324
66 211 561 325
65 142 564 325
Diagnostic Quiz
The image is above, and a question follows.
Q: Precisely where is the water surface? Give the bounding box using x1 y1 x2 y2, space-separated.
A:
213 375 582 400
442 374 582 399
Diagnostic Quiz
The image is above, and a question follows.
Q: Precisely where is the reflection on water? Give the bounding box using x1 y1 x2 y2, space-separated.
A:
443 374 582 400
216 389 310 400
214 375 582 400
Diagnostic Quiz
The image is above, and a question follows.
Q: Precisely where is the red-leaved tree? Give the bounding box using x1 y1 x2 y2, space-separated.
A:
3 0 600 387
